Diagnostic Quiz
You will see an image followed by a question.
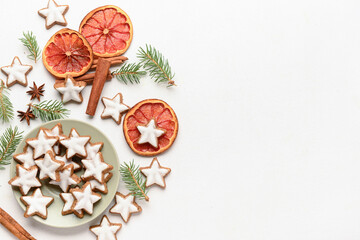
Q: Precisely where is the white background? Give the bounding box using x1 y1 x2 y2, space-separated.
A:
1 0 360 239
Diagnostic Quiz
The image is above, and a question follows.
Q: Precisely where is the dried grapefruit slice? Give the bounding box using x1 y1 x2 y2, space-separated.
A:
42 28 93 78
123 99 178 156
79 5 133 57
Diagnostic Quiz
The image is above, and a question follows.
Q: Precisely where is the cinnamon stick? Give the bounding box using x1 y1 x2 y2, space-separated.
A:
74 71 112 84
90 60 125 70
86 58 111 116
92 56 127 65
0 208 35 240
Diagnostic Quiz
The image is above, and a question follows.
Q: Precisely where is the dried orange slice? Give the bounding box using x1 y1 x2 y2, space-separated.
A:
123 99 178 156
42 28 93 78
79 5 133 57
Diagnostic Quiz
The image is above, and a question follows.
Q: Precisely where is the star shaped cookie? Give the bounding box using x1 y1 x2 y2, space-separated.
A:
60 192 83 217
44 123 67 154
26 128 58 159
35 150 64 181
38 0 69 29
13 145 36 168
54 76 86 103
109 192 142 223
8 165 41 195
1 56 32 87
55 154 81 171
20 188 54 219
101 93 130 125
60 128 91 158
49 165 81 192
137 119 165 148
140 158 171 188
90 215 122 240
85 142 103 161
70 182 101 215
81 152 113 182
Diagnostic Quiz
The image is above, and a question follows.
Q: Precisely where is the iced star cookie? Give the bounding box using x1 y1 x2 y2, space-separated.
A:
90 215 122 240
20 188 54 219
60 192 83 217
109 192 142 223
55 154 81 171
44 123 67 155
85 142 103 161
38 0 69 29
8 165 41 195
26 128 58 159
1 56 32 87
81 152 113 182
60 128 91 158
101 93 130 125
13 145 36 168
35 150 64 181
70 182 101 215
54 76 86 103
140 158 171 188
49 165 81 192
89 172 113 194
137 119 165 148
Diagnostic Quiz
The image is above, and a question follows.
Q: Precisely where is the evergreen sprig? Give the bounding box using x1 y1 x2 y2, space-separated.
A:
120 160 149 201
112 63 146 84
0 81 14 123
30 100 69 122
0 126 23 169
137 44 176 86
19 31 41 63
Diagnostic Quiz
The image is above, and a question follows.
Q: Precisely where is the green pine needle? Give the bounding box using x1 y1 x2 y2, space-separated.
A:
137 44 176 87
120 160 149 201
0 80 14 123
111 63 146 84
19 31 41 63
0 126 23 169
30 100 70 122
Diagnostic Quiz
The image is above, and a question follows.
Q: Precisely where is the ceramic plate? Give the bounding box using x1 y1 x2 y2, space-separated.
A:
10 119 120 228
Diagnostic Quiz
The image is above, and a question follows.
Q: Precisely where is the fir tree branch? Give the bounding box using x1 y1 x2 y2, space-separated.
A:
0 126 23 169
137 44 176 87
19 31 41 63
30 100 70 122
120 160 149 201
111 63 146 84
0 80 14 123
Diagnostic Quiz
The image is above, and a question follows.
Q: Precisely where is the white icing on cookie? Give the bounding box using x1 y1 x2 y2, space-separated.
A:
89 173 111 193
81 153 113 182
137 119 165 148
13 145 36 168
55 154 81 171
49 165 80 192
26 129 58 159
55 76 85 103
60 192 82 215
90 215 122 240
60 128 90 158
71 182 101 214
85 142 103 161
44 124 66 155
140 158 171 188
1 56 32 87
35 151 63 181
21 188 53 218
101 93 130 124
38 0 68 29
8 165 41 195
109 193 142 223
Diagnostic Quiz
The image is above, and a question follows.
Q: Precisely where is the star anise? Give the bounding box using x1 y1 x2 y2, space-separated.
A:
26 82 45 101
17 106 35 125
